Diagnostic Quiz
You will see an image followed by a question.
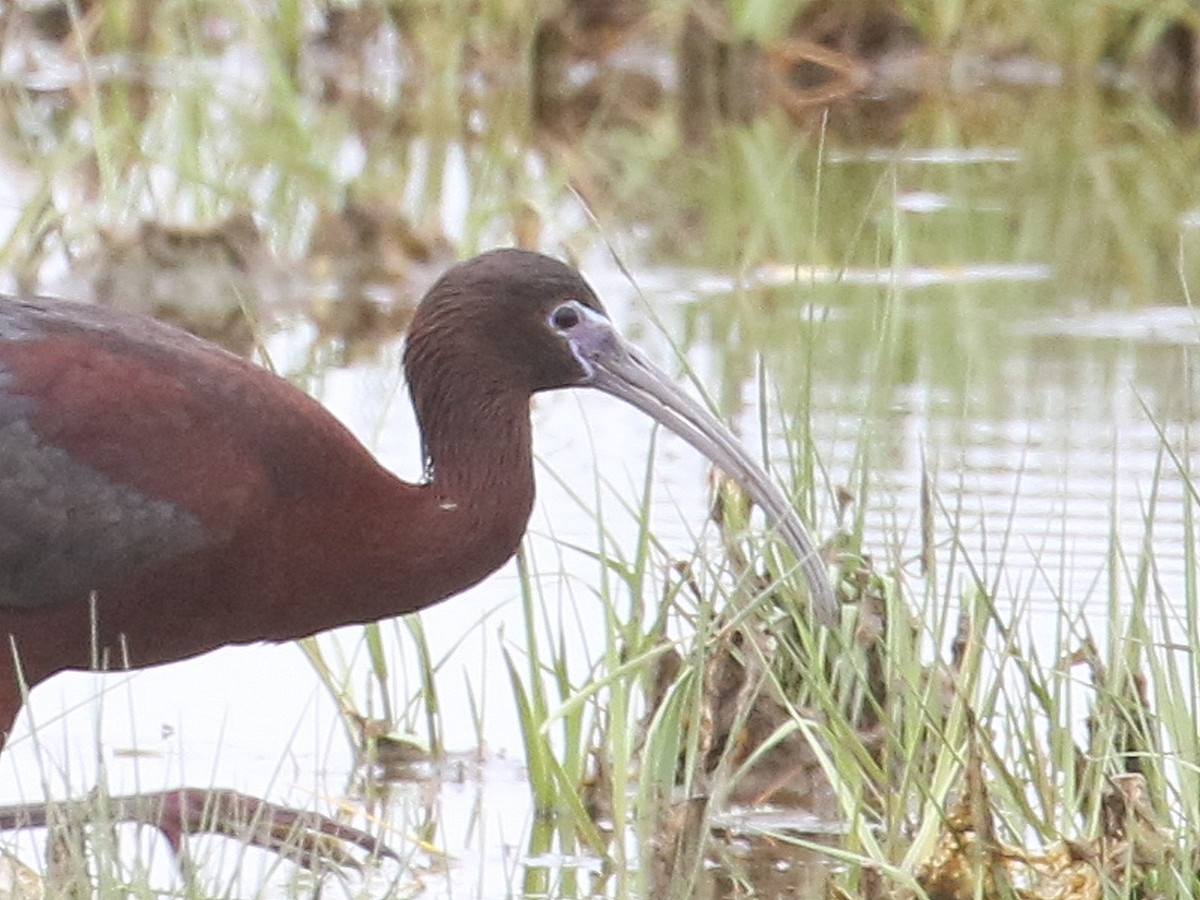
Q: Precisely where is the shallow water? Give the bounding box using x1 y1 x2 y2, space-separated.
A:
2 236 1195 895
0 9 1198 897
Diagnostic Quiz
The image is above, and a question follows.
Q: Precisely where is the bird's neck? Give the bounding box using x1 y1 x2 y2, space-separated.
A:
419 386 533 497
401 386 537 600
172 389 539 649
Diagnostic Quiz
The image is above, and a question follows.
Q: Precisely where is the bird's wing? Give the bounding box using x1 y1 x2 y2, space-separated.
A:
0 297 275 609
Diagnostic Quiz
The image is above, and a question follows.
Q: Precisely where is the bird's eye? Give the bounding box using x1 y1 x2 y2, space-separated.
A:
550 303 581 331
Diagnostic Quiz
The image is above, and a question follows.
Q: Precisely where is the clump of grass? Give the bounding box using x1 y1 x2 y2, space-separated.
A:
2 2 1197 897
619 477 1187 898
477 291 1200 899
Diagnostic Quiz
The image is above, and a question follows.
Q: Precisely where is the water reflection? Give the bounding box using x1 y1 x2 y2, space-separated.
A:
684 271 1198 616
0 4 1196 895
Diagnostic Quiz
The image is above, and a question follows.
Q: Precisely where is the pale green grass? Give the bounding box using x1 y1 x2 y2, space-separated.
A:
0 1 1197 897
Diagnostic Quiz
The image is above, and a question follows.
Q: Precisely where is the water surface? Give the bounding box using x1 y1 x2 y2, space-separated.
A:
0 16 1197 897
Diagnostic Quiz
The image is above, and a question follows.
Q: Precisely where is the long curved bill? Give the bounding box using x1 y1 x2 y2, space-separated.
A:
568 307 839 628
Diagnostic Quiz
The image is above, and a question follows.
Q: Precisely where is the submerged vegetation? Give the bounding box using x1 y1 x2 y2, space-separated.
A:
0 0 1197 897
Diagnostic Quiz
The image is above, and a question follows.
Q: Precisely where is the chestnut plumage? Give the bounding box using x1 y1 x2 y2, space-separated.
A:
0 248 835 860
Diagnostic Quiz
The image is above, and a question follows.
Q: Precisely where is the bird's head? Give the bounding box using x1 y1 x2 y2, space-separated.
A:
404 248 607 395
403 248 840 628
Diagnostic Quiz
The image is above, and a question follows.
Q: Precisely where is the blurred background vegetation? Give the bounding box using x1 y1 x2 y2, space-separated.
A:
0 1 1198 898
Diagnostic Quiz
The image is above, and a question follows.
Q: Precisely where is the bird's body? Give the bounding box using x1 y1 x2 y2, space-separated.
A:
0 250 835 860
0 283 542 734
